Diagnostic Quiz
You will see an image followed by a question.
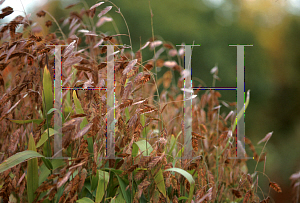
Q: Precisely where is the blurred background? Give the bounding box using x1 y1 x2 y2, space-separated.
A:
2 0 300 201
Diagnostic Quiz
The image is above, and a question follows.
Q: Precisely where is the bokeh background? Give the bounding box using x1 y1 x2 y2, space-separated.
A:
2 0 300 202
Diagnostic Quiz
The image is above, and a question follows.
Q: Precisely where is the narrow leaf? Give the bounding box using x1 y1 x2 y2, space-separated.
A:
165 168 195 203
0 150 44 174
113 187 126 202
43 66 53 127
27 133 39 203
41 157 53 170
154 169 166 197
165 168 194 184
168 134 177 158
73 90 88 129
115 174 131 203
77 197 94 203
9 119 44 124
232 90 250 132
95 170 109 203
133 140 153 156
36 128 58 148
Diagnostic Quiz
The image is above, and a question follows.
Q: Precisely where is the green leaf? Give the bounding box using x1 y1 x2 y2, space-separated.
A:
113 187 126 203
168 134 177 158
42 66 53 127
173 146 184 167
232 89 250 132
87 137 94 155
115 174 131 203
55 186 65 203
52 159 66 170
91 172 99 192
42 67 54 158
36 128 58 148
64 91 72 116
84 182 95 197
39 163 51 186
103 168 123 175
125 108 130 122
72 90 93 157
165 168 195 203
139 194 148 203
41 157 53 170
140 114 145 126
133 140 153 157
0 150 44 174
27 133 39 203
177 147 184 158
132 144 138 158
47 108 63 119
165 168 194 185
154 169 166 197
95 170 110 203
178 196 188 200
9 119 44 124
39 158 67 186
73 90 88 129
152 190 160 202
76 197 94 203
47 108 57 115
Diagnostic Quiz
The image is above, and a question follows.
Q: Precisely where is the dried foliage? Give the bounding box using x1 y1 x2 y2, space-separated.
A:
0 1 285 203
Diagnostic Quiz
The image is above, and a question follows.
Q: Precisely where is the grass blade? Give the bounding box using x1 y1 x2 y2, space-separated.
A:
0 150 44 174
42 66 53 126
154 169 166 198
36 128 58 148
72 90 93 154
9 119 44 124
165 168 195 203
95 170 110 203
42 66 53 158
115 174 131 203
231 89 250 132
27 133 39 203
133 140 153 157
73 90 88 129
76 197 94 203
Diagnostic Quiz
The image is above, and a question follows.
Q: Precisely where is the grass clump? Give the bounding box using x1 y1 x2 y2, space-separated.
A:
0 1 282 202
